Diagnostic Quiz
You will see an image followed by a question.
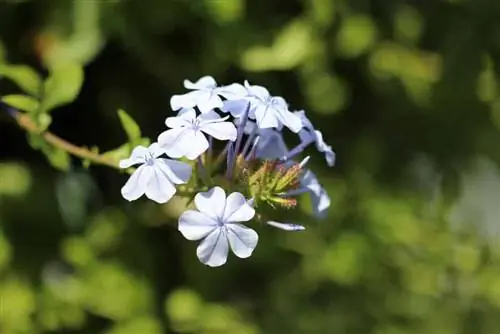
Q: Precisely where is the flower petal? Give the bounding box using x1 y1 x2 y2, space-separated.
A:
302 170 331 218
183 130 210 160
222 99 251 118
272 104 303 133
198 110 228 123
227 224 258 259
121 165 152 201
165 108 196 128
119 145 148 168
157 127 190 158
184 76 216 90
255 130 289 159
148 142 166 158
217 83 248 99
197 93 223 114
314 130 336 167
170 91 200 111
178 210 218 240
200 121 237 142
266 221 306 231
194 186 226 219
223 192 255 223
246 82 270 101
254 105 280 129
196 228 229 267
156 159 192 184
144 166 177 203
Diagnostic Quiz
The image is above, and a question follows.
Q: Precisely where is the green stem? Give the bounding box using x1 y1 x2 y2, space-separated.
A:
11 110 119 168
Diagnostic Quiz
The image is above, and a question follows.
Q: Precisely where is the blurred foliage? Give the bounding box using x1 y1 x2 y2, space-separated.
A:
1 0 500 333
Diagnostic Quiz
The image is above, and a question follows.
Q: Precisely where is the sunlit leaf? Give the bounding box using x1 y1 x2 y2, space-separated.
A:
1 94 40 114
41 63 84 113
117 109 141 142
0 64 42 97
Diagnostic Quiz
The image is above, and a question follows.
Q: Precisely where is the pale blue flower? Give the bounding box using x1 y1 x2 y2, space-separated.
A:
178 186 258 267
170 76 224 114
295 110 336 167
157 108 237 160
221 81 302 132
119 143 192 204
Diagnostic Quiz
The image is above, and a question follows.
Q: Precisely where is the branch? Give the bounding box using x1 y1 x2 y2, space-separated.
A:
10 109 119 169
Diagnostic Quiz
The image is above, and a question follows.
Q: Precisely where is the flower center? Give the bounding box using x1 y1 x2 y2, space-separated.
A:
191 119 202 131
216 219 225 227
144 153 155 166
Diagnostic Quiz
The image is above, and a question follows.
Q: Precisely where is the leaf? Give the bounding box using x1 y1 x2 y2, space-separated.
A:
117 109 141 142
41 63 84 113
45 147 71 171
1 95 40 114
28 134 70 171
0 64 42 97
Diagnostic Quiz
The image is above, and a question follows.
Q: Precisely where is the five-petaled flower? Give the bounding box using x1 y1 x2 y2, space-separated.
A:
157 108 237 160
119 143 192 204
178 186 258 267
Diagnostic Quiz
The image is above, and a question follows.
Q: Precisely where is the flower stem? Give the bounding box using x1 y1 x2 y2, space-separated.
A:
9 109 118 169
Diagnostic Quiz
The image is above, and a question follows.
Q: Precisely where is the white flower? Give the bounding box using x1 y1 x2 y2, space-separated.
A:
170 76 223 114
221 81 302 132
119 143 192 204
295 110 336 167
178 186 258 267
157 108 237 160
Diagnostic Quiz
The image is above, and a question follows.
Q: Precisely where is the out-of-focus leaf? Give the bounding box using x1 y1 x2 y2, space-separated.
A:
41 63 84 113
1 95 40 114
272 19 313 69
56 171 101 231
104 316 163 334
0 64 42 97
0 231 12 271
0 162 32 197
117 109 141 142
165 289 204 332
204 0 244 23
39 0 104 68
336 15 378 58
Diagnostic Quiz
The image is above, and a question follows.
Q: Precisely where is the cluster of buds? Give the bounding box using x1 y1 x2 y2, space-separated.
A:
120 76 335 267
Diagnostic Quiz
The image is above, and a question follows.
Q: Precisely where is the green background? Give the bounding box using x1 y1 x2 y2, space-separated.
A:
1 0 500 333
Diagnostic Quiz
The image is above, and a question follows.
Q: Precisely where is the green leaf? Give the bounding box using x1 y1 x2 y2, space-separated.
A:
45 147 71 171
0 64 42 97
28 134 70 171
41 63 84 113
117 109 141 142
1 95 40 113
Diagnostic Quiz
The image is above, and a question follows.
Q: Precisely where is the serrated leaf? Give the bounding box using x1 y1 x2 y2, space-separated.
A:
1 95 40 113
0 64 42 97
117 109 141 142
41 63 84 113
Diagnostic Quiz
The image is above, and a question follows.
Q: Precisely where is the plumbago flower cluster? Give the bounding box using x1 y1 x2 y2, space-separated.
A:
120 76 335 267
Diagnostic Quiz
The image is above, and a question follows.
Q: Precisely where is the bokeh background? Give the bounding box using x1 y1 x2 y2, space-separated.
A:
2 0 500 333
